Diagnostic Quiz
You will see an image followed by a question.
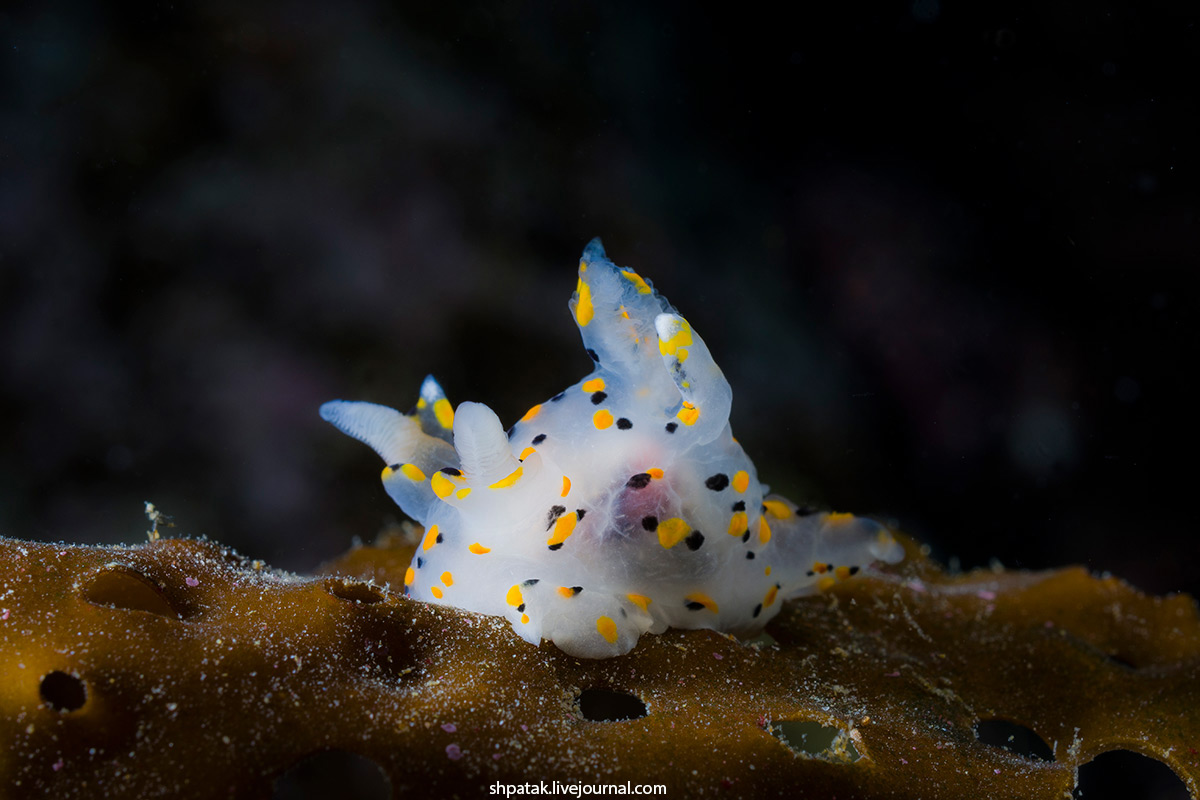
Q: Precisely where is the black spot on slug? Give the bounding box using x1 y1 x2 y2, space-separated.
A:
586 348 599 362
590 391 608 405
440 467 462 476
641 516 659 532
616 417 632 430
665 422 678 433
550 392 565 402
626 473 652 490
752 603 762 618
685 531 705 551
705 473 730 491
546 505 567 530
732 500 746 512
531 434 547 445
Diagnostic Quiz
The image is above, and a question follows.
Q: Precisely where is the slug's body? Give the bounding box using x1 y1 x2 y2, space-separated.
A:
321 239 902 658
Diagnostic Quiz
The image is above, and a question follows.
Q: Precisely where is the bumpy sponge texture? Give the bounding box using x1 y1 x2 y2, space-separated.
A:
0 532 1196 799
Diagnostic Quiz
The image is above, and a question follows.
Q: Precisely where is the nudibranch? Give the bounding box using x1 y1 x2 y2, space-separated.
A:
321 239 903 658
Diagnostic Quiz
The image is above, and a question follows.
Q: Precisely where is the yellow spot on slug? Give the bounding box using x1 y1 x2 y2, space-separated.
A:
520 404 543 422
657 517 690 549
489 466 523 489
627 593 652 612
597 616 618 643
758 516 772 545
468 542 491 555
557 586 576 598
593 409 614 429
582 377 606 392
812 561 829 574
421 525 440 552
547 511 578 547
762 500 792 519
685 592 719 613
764 585 779 607
575 277 594 326
677 347 689 363
430 471 455 499
561 476 571 497
456 487 472 499
826 512 855 527
658 319 693 356
433 398 454 429
621 269 653 294
765 565 772 577
404 567 415 585
416 398 428 409
506 585 524 608
676 402 700 427
400 463 425 482
430 586 444 599
728 511 748 536
440 571 454 586
521 613 530 624
835 565 853 581
818 576 837 592
647 467 664 480
518 446 536 461
732 470 750 493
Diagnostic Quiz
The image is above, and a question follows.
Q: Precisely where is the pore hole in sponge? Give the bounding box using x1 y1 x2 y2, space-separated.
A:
1072 749 1191 800
81 564 184 619
577 688 648 721
39 670 87 712
272 750 391 800
324 577 386 604
770 719 862 762
973 718 1055 762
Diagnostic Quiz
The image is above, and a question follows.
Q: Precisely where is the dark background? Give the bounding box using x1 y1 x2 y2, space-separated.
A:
2 2 1197 597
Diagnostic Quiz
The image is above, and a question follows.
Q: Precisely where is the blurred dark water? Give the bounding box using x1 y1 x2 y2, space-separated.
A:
2 0 1197 609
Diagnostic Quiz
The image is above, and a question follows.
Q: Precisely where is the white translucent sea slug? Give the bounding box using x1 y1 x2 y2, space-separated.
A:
321 239 903 658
